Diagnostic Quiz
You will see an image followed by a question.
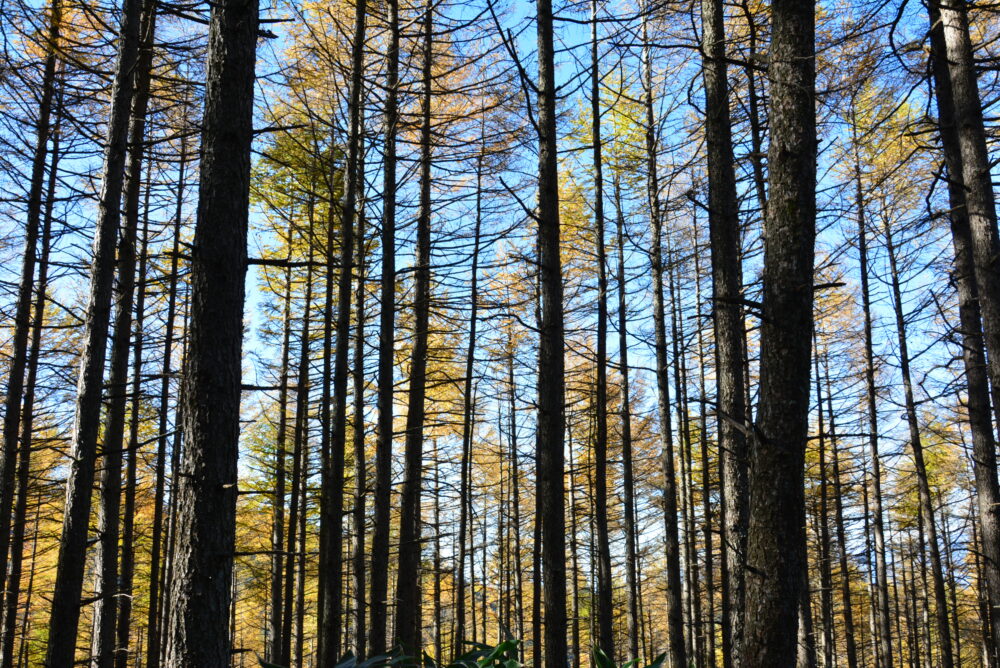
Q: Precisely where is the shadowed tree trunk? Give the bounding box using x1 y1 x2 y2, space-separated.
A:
395 0 434 654
535 0 568 662
43 0 143 657
641 4 686 663
742 0 816 661
369 0 399 650
161 0 258 660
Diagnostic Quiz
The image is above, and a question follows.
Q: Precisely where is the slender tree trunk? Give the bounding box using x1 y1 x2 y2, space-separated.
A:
162 0 258 658
825 364 859 668
44 0 143 656
850 106 894 668
456 149 484 657
395 0 433 654
536 0 568 661
146 129 188 668
0 0 60 595
641 6 686 663
613 176 640 663
884 224 955 668
91 1 157 658
369 0 399 649
0 107 60 668
742 0 816 661
317 0 365 656
588 0 614 658
114 184 151 668
268 266 293 664
814 351 834 668
352 144 369 659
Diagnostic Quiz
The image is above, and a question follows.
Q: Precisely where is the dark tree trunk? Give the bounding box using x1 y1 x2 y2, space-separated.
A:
368 0 399 650
161 0 258 660
0 106 60 668
928 4 1000 660
613 175 640 663
0 0 60 595
742 0 816 661
352 140 369 658
394 0 433 654
44 0 143 656
91 2 157 659
145 130 189 668
642 7 686 664
589 0 614 658
535 0 568 662
849 106 894 668
317 0 365 656
884 224 955 668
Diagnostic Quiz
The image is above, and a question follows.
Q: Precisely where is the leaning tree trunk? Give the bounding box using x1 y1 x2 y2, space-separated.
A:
0 0 60 598
161 0 258 661
91 1 157 661
0 104 60 668
742 0 816 662
535 0 568 663
884 224 955 668
43 0 143 658
928 4 1000 660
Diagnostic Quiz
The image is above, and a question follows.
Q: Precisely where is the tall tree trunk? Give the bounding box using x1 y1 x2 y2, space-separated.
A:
0 0 61 595
268 265 293 664
742 0 816 661
161 0 258 659
641 6 686 664
368 0 399 650
0 106 61 668
928 4 1000 660
613 175 640 663
825 364 859 668
44 0 143 656
884 224 955 668
146 130 189 668
352 139 369 659
395 0 433 654
535 0 568 661
113 184 151 668
589 0 614 658
814 350 834 668
849 103 894 668
456 149 484 657
317 0 365 656
91 1 157 659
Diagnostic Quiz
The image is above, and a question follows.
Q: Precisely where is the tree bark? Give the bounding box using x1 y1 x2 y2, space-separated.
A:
535 0 568 662
162 0 258 659
742 0 816 661
44 0 143 656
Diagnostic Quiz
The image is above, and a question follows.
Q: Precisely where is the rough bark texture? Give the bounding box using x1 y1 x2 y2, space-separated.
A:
929 3 1000 660
161 0 257 661
43 0 142 658
535 0 568 663
698 0 748 662
742 0 816 662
